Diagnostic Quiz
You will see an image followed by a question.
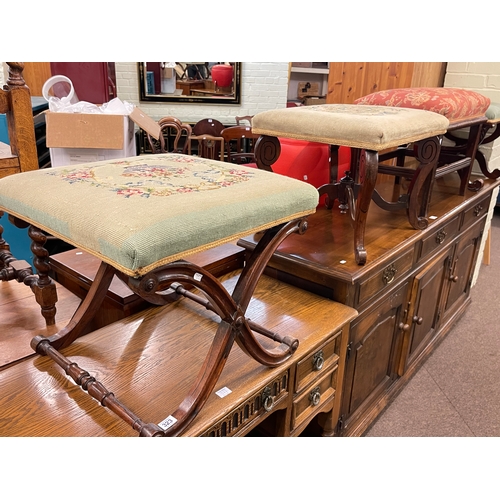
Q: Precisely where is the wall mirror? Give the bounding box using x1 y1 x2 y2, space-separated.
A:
138 62 241 104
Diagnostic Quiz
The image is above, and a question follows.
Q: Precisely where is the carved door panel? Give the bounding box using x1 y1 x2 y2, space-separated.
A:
442 222 484 322
398 246 454 375
339 281 409 434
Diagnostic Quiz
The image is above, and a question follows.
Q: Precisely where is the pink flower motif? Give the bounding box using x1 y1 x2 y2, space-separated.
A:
116 188 146 197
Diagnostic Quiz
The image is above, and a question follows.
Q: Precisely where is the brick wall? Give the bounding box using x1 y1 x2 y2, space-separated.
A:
444 62 500 171
115 62 289 124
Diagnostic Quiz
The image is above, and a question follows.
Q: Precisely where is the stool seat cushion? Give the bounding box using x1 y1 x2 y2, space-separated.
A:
354 87 490 123
252 104 449 151
0 154 319 277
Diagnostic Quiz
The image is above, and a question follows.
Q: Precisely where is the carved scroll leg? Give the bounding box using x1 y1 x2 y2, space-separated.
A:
164 221 310 436
254 135 281 172
31 261 116 352
406 136 442 230
353 149 378 265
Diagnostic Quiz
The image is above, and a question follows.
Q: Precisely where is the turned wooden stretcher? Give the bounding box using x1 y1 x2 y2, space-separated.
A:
0 153 319 436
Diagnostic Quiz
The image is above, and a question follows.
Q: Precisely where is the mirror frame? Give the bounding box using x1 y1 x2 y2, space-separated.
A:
138 62 241 105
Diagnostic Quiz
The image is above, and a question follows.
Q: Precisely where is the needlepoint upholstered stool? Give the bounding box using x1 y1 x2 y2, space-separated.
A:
0 153 319 436
252 103 450 265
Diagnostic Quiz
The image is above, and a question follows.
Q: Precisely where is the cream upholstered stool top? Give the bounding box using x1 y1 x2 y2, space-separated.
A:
0 152 319 437
252 103 449 151
252 103 450 265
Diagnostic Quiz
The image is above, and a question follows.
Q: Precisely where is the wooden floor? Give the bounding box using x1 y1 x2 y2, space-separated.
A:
0 280 82 371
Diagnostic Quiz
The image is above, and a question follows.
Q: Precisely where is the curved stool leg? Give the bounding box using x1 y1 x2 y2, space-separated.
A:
353 149 378 265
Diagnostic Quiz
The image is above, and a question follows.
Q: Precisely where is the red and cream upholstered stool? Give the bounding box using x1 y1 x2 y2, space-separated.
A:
252 104 449 264
355 87 491 195
0 153 319 436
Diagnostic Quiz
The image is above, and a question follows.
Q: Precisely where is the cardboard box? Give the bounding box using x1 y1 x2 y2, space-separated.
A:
46 107 160 167
297 81 321 99
303 96 327 106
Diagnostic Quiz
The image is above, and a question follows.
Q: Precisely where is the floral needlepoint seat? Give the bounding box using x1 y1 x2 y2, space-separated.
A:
0 153 319 436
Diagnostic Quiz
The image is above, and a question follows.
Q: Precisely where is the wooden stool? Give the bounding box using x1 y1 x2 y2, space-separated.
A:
252 103 449 265
0 153 319 436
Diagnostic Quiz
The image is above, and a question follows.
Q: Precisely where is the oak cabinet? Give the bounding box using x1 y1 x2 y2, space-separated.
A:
239 176 498 436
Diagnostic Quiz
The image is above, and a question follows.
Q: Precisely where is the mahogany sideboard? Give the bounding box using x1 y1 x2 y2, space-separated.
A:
240 174 499 436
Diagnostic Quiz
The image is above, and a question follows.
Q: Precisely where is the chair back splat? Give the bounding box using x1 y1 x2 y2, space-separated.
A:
221 125 259 165
188 134 225 162
147 116 192 154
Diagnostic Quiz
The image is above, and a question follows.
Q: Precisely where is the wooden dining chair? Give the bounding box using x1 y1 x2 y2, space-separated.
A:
0 63 39 179
191 118 225 160
0 62 58 326
147 116 192 154
188 135 225 162
192 118 225 136
235 115 254 127
221 125 259 165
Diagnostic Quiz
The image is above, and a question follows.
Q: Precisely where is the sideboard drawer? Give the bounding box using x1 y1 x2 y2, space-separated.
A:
202 370 290 437
357 247 414 307
291 366 338 432
294 331 341 394
419 215 460 261
462 196 490 229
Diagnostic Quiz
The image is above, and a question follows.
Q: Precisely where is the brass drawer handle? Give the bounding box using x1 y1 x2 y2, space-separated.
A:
435 230 447 244
382 264 397 285
312 350 324 371
262 386 274 412
474 204 483 217
309 387 321 406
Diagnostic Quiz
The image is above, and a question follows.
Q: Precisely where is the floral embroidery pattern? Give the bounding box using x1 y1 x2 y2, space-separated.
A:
354 88 491 121
47 154 255 198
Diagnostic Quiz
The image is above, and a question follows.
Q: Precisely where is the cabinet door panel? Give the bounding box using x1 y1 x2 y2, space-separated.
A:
444 222 484 317
341 283 408 425
400 247 453 374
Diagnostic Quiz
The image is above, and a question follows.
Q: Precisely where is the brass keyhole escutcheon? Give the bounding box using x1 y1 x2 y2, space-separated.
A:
474 205 483 217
